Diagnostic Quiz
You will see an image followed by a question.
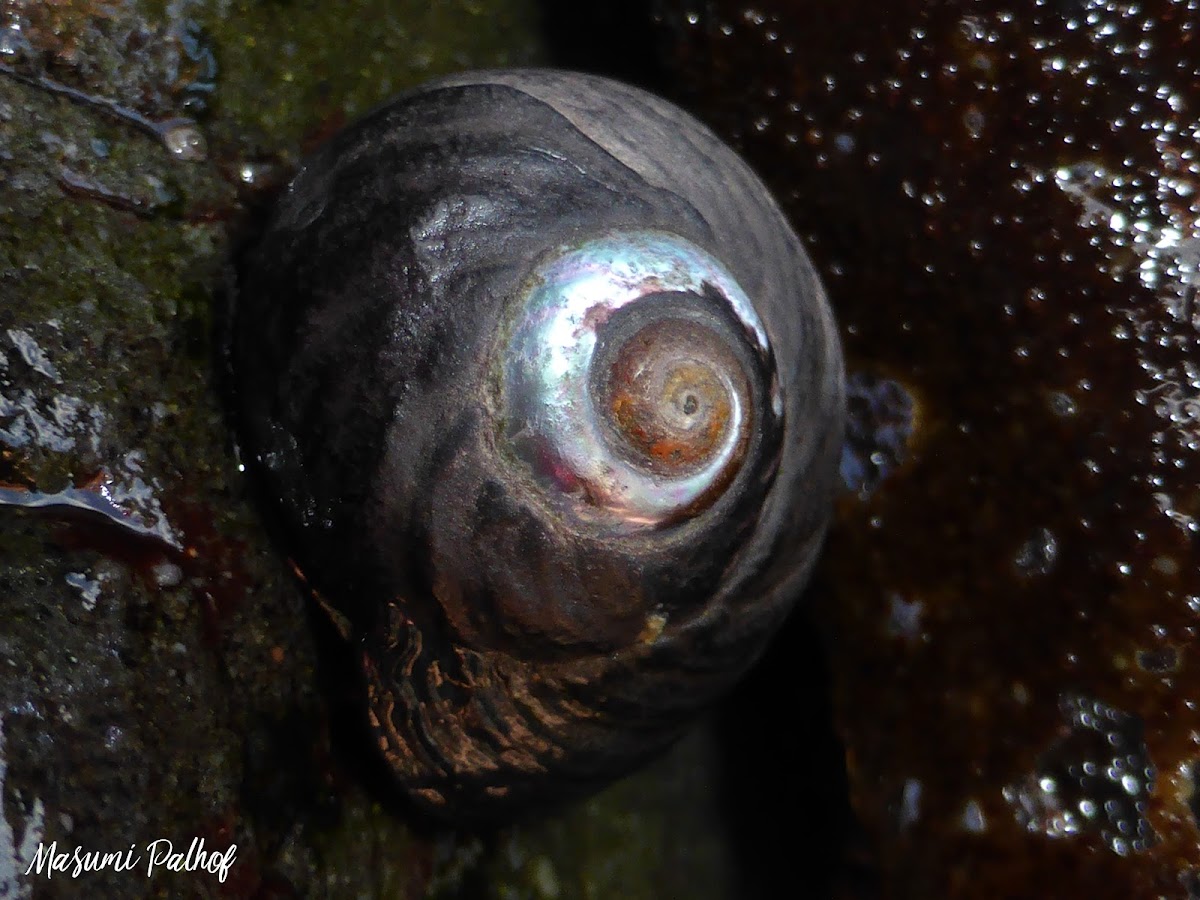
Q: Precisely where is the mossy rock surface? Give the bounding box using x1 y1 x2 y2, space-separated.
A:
0 4 755 897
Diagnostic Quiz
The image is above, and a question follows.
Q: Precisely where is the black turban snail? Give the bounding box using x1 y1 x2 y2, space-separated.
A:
230 69 844 820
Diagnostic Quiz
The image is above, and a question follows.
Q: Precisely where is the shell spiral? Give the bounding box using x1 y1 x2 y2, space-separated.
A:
230 69 844 819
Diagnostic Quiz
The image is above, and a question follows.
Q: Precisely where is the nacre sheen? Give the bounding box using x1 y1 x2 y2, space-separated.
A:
499 229 777 530
230 68 844 819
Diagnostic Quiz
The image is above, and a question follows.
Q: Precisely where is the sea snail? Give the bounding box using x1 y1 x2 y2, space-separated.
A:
230 69 844 819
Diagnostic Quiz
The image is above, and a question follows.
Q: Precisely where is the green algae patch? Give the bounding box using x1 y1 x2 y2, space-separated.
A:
195 0 544 158
481 728 736 900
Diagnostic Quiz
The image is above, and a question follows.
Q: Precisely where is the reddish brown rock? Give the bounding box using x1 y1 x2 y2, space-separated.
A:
657 2 1200 896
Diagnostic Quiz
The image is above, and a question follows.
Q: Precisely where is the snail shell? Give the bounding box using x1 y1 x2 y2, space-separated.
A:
230 69 844 819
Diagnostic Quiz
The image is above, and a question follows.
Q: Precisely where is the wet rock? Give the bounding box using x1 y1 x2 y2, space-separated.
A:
656 1 1200 895
2 2 745 898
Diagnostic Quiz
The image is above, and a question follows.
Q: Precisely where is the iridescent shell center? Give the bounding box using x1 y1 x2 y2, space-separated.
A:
499 230 775 530
602 317 748 479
